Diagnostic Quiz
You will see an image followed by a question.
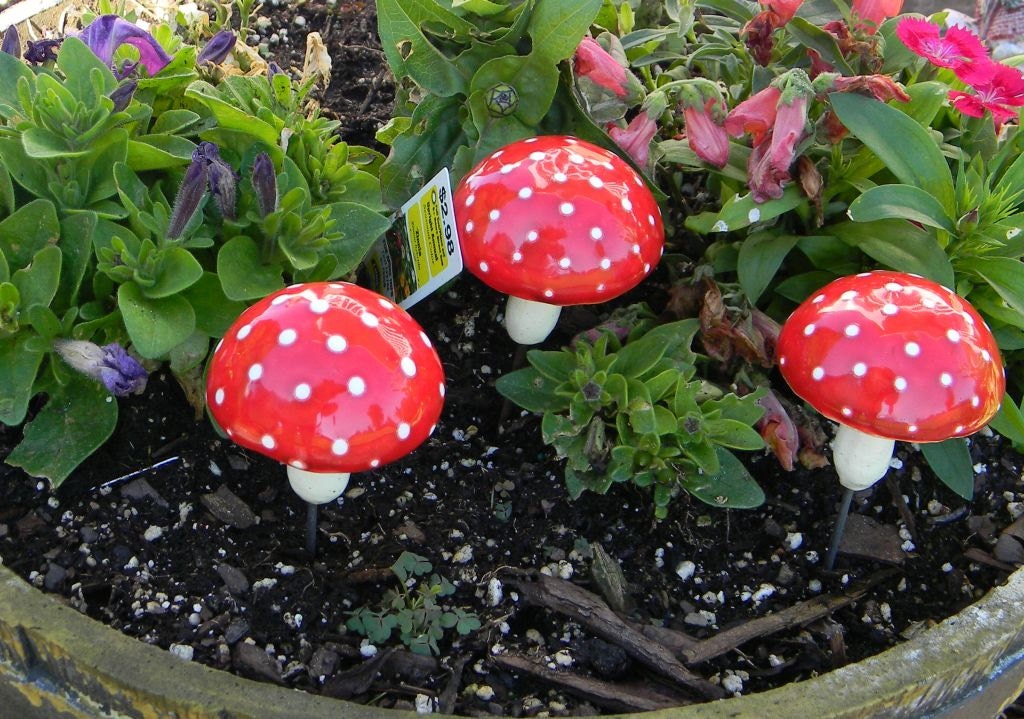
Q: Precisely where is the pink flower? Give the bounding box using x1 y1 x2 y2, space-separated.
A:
761 0 804 22
683 99 730 168
769 92 808 173
896 18 988 70
574 37 631 98
748 136 789 202
756 390 800 471
725 86 781 144
607 112 659 166
948 60 1024 128
852 0 903 31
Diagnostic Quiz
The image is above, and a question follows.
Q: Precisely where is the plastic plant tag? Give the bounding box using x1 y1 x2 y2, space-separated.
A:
361 168 463 309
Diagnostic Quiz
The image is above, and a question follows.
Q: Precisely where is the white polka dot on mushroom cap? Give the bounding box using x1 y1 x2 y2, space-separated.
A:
489 209 500 220
589 176 603 188
237 324 252 339
290 460 306 470
378 298 394 311
479 261 489 272
279 329 297 346
397 423 411 440
560 202 574 216
812 367 825 380
554 172 567 182
621 198 632 211
882 303 898 315
840 291 857 301
519 187 532 199
370 459 381 468
941 372 953 386
348 376 366 396
261 435 276 449
853 362 867 377
590 227 603 240
327 335 347 353
600 258 611 270
361 312 379 328
214 388 225 405
894 376 908 391
401 357 417 378
905 341 920 356
248 364 263 381
310 298 329 314
559 257 571 269
465 194 475 207
294 383 311 401
845 324 859 337
947 329 961 343
804 324 816 336
332 438 348 456
526 230 538 242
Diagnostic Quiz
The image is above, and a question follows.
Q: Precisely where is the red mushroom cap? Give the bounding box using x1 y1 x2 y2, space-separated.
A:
776 271 1005 442
206 282 445 473
453 135 664 306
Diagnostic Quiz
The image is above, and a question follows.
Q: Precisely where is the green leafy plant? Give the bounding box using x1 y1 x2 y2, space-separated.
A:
375 0 609 207
346 552 481 656
496 316 767 518
0 16 390 485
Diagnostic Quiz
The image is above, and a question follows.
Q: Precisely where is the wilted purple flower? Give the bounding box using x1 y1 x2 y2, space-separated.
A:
755 389 799 471
167 158 208 240
24 38 62 64
197 30 236 65
109 79 138 112
251 152 277 217
267 61 284 80
195 142 238 221
78 15 172 76
53 339 148 397
2 26 20 58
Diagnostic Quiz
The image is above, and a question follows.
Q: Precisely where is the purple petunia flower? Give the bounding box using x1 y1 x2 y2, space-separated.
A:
53 339 148 396
77 15 172 76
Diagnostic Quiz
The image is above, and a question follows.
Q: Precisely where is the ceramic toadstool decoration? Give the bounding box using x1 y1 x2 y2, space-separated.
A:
206 282 446 554
775 270 1004 569
453 135 664 345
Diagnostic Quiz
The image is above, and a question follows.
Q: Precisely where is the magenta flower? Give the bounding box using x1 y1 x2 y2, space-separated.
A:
725 86 781 144
769 93 808 173
949 60 1024 127
574 37 631 98
78 15 172 75
683 99 730 168
896 18 989 71
607 112 659 166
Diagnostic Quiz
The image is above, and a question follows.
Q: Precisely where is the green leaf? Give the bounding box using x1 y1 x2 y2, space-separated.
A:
325 202 393 277
0 333 46 425
141 247 204 299
705 418 765 451
127 135 196 171
376 0 473 98
738 231 800 304
184 81 280 148
182 273 247 338
0 199 61 269
54 213 96 310
527 0 604 64
527 349 575 382
848 184 955 234
495 366 571 413
5 373 118 487
12 245 61 311
680 447 765 509
216 236 285 301
117 281 196 358
829 92 955 215
150 108 202 135
0 50 36 109
958 256 1024 316
827 219 955 287
920 438 974 500
990 399 1024 449
22 128 88 159
686 185 805 234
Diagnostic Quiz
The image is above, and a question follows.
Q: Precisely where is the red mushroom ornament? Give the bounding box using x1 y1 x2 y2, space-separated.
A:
776 271 1004 568
206 282 445 554
453 135 664 345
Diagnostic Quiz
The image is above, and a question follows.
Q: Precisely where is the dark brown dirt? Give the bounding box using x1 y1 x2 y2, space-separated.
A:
2 0 1023 715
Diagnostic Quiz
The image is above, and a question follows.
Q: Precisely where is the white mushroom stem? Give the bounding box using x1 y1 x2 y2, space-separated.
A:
287 466 350 504
505 295 563 345
832 424 896 491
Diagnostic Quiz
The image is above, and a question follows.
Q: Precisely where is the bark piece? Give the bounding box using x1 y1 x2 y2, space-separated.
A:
200 484 258 529
838 513 905 564
503 572 724 699
492 653 685 713
681 567 900 665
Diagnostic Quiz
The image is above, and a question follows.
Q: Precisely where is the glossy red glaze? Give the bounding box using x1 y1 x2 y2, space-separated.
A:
206 282 445 473
776 271 1004 442
453 135 664 306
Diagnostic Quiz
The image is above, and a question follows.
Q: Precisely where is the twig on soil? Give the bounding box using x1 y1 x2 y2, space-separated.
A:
886 475 918 544
438 655 468 714
501 571 725 699
492 653 688 713
680 567 900 665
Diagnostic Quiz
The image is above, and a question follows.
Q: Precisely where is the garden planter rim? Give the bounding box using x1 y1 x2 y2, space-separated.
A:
3 561 1024 718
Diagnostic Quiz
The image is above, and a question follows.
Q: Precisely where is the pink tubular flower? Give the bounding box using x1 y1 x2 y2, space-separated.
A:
852 0 903 32
949 60 1024 128
725 86 781 144
748 136 789 202
683 99 730 168
896 18 989 70
769 93 808 173
762 0 804 22
574 37 631 98
607 112 659 166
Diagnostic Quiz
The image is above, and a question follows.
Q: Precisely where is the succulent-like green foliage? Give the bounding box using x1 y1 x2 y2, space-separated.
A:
496 317 767 518
346 552 481 656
